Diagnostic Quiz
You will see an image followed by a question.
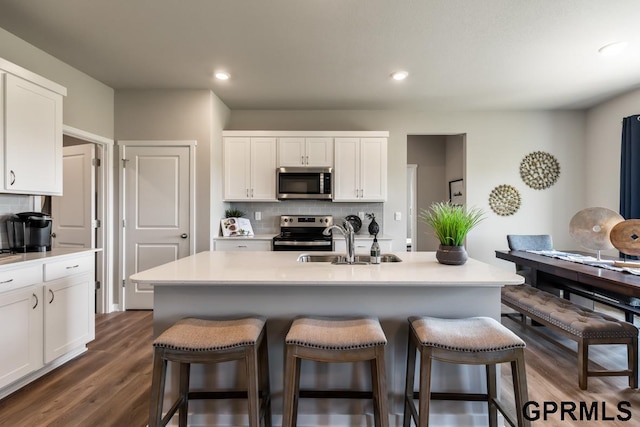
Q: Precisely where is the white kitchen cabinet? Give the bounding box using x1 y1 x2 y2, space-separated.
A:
334 237 393 255
43 256 94 363
224 137 277 201
333 137 387 202
278 137 333 167
213 239 272 251
0 284 43 389
1 70 64 195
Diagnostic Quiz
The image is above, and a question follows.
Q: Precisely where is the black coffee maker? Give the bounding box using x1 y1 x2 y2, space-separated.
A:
6 212 53 252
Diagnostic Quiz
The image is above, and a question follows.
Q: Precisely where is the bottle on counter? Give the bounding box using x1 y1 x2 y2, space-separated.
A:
370 235 381 264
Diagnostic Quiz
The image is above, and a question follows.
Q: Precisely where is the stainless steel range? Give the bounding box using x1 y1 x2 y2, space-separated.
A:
272 215 334 251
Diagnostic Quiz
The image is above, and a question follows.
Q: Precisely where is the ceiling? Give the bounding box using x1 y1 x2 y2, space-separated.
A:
1 0 639 111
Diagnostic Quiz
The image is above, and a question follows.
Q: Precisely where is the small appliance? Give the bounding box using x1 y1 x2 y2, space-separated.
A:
276 167 332 200
272 215 334 251
6 212 53 252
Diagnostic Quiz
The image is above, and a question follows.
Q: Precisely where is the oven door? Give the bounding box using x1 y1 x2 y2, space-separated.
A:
272 239 334 251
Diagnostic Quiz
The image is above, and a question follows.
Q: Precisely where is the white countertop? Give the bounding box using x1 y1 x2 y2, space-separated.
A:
0 248 99 271
212 234 276 240
131 250 523 287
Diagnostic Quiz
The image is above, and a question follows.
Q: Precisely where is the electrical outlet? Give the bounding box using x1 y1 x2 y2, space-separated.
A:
254 211 262 221
358 212 365 220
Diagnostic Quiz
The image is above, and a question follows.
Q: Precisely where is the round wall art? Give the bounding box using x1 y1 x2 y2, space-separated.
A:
519 151 560 190
489 184 521 216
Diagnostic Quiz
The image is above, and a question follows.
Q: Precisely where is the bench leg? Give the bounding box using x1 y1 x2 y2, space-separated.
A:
578 340 588 390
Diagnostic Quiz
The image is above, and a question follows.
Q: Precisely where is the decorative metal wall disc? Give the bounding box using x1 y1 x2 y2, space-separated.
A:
610 219 640 256
520 151 560 190
488 184 521 216
569 207 623 250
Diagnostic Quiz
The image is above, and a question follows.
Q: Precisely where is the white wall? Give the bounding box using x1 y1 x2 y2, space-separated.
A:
0 27 114 138
228 109 587 267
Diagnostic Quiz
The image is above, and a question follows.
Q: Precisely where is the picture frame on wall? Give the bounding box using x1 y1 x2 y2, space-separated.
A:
449 179 464 205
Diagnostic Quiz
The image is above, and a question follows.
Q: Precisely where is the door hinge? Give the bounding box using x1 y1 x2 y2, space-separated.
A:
123 279 126 287
95 281 101 290
122 158 129 168
92 158 101 167
122 219 126 228
93 219 101 228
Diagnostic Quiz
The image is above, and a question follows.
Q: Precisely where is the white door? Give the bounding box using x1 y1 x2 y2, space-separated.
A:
122 144 193 309
51 144 95 248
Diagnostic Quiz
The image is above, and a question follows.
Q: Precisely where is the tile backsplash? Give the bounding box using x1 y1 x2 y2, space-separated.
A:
0 195 36 250
226 201 384 235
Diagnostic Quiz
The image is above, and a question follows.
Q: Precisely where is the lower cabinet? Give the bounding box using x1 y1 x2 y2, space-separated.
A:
213 239 272 251
0 252 95 397
0 285 43 389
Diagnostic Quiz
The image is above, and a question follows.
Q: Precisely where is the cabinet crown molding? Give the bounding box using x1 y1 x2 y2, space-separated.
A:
222 130 389 138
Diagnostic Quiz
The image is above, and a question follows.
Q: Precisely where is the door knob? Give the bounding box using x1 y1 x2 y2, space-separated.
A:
51 233 57 238
180 233 188 239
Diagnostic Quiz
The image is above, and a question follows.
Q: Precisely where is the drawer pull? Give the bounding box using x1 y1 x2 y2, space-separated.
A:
238 245 247 248
32 293 38 309
66 264 80 270
0 278 14 284
49 289 55 304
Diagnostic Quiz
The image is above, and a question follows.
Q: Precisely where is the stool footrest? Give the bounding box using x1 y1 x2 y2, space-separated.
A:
188 390 268 400
420 391 489 402
299 389 373 399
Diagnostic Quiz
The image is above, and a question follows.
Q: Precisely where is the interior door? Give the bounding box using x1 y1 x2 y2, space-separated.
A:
123 145 192 309
51 144 95 248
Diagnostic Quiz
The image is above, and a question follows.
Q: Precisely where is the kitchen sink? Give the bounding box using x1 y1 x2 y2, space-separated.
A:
296 253 402 264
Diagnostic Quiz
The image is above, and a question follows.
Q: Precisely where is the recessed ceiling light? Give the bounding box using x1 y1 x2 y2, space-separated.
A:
215 72 230 80
391 71 409 81
598 41 628 56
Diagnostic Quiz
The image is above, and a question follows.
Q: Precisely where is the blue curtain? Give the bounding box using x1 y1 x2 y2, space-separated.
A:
620 114 640 219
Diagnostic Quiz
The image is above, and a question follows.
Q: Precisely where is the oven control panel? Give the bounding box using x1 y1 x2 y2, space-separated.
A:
279 215 333 228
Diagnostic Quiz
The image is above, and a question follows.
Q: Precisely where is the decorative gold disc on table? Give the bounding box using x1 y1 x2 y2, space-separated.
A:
569 207 624 250
610 219 640 256
488 184 521 216
520 151 560 190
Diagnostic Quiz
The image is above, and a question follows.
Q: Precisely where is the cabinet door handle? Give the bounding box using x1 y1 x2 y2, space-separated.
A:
32 293 39 309
66 264 80 270
306 155 309 165
237 245 247 248
246 188 249 197
0 278 14 284
49 289 55 304
251 188 254 197
301 155 304 165
9 170 15 185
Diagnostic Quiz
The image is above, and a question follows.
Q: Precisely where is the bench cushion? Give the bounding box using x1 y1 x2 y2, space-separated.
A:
502 285 638 339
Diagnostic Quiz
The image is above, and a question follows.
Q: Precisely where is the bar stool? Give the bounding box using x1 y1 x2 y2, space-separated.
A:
148 316 272 427
282 316 389 427
403 316 530 427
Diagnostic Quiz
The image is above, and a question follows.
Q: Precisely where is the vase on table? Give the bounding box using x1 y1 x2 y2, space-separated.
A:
436 245 468 265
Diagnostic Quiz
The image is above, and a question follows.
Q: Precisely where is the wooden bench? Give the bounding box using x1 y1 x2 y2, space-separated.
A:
502 285 638 390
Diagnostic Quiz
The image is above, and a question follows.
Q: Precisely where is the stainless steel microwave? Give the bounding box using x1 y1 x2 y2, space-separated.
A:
276 167 333 200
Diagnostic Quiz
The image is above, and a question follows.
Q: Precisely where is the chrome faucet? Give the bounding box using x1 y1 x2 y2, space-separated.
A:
323 219 355 264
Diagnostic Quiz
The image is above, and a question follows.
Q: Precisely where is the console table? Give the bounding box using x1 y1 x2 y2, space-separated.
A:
496 250 640 321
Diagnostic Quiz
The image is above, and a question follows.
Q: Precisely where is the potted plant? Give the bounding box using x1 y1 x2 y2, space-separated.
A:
419 201 485 265
225 208 245 218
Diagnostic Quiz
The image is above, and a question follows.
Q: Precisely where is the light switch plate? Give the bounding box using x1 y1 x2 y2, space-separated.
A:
394 212 402 221
255 212 262 221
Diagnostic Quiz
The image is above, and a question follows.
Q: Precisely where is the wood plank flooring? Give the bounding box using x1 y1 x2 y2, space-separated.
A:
0 310 638 426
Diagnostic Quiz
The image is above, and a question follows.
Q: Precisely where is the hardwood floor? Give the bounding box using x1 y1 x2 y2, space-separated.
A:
0 310 638 426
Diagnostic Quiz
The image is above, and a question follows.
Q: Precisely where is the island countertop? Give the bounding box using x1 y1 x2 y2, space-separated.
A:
130 250 523 287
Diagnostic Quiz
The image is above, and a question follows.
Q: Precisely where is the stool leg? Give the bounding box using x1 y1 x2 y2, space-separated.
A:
283 345 301 427
245 344 261 427
418 347 433 427
178 362 190 427
486 364 498 427
512 350 530 427
403 330 418 427
628 338 638 389
259 332 272 427
578 340 588 390
371 346 389 427
149 347 167 427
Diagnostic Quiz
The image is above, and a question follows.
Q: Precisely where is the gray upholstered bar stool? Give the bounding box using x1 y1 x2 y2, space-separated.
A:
404 316 530 427
148 317 272 427
282 316 389 427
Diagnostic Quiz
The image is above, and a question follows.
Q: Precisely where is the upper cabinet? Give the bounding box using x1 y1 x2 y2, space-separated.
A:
334 137 387 202
278 137 333 167
224 136 277 201
0 59 67 196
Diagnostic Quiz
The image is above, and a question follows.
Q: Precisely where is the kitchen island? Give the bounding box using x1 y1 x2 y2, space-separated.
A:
131 250 523 426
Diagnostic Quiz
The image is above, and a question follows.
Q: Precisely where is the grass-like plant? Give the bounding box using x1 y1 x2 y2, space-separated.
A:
419 201 485 246
225 208 245 218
